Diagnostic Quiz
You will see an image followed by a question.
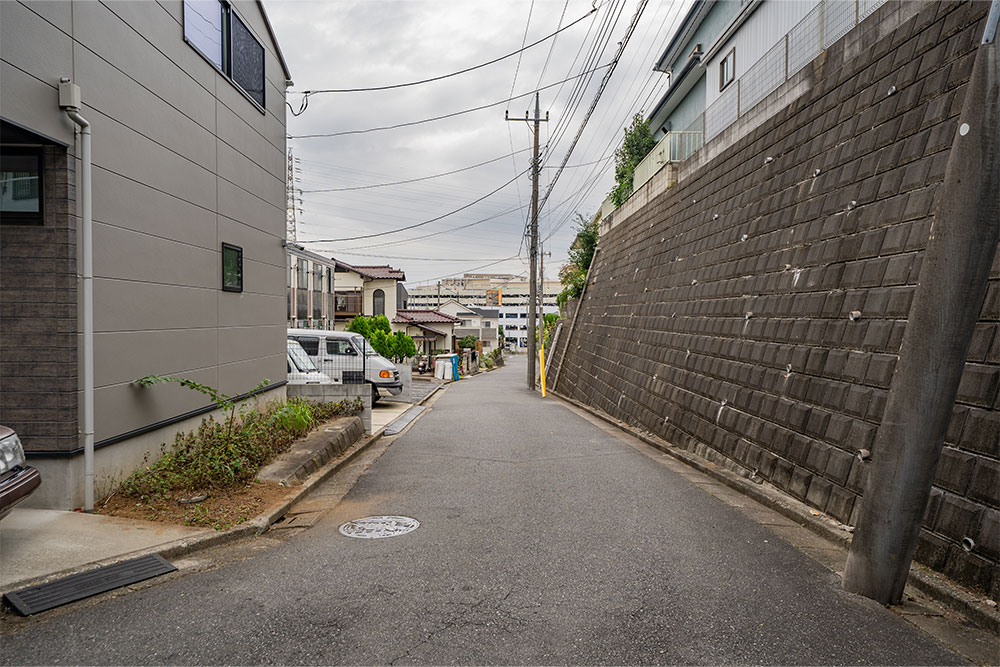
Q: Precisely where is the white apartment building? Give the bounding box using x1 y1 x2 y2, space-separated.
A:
407 273 560 350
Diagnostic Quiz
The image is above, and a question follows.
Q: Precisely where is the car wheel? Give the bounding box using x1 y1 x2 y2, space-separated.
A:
371 383 379 406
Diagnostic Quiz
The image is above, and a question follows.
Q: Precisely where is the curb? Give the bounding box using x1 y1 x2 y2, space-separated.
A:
551 390 1000 634
3 386 448 599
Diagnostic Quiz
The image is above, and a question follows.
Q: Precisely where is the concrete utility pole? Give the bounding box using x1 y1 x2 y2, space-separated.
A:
506 92 548 390
843 4 1000 605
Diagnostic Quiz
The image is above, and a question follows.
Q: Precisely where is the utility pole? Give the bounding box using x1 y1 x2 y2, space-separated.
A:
506 92 548 390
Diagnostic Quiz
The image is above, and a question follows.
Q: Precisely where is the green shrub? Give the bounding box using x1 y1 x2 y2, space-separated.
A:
121 378 361 498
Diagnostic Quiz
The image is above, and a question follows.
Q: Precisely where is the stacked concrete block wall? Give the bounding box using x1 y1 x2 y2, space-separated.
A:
551 1 997 598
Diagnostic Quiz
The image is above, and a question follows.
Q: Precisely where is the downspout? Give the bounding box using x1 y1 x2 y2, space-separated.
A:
59 79 95 512
843 2 1000 604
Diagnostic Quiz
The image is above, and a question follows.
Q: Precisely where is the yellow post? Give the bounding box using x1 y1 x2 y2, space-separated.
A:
539 342 547 397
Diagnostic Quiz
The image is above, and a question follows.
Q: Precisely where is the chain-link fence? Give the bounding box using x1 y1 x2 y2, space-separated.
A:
289 332 367 384
705 0 888 142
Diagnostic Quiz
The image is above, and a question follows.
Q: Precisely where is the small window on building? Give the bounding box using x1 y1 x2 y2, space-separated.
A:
720 47 735 91
230 12 265 107
183 0 224 69
222 243 243 292
1 148 43 224
183 0 265 111
373 289 385 317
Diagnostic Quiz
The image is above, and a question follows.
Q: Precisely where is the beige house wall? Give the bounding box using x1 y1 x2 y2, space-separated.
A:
1 0 288 508
363 278 399 319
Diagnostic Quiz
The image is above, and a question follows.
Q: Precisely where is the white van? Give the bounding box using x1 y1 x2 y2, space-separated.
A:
287 339 333 384
287 329 402 404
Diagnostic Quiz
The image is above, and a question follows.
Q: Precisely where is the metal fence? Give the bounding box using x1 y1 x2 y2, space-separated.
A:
289 333 367 384
633 130 705 190
705 0 888 141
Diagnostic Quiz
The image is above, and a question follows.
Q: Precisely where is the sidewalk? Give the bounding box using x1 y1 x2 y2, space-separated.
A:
0 398 424 596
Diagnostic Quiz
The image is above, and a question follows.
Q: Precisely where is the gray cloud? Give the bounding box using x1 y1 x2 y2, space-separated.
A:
264 0 690 285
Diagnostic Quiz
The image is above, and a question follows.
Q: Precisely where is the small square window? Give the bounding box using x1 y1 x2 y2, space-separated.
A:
222 242 243 292
720 47 735 91
1 148 43 224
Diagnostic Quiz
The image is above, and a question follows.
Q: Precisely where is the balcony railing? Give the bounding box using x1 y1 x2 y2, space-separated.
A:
632 130 705 191
334 291 362 318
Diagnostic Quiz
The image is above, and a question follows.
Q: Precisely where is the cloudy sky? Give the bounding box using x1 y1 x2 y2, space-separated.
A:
264 0 693 286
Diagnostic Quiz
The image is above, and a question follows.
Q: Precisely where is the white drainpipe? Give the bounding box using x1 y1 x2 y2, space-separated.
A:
59 78 95 512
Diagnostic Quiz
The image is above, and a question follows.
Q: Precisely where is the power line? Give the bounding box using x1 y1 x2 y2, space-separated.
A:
407 256 523 286
290 7 596 98
287 63 613 140
299 167 530 243
331 252 513 262
299 148 531 193
335 204 528 251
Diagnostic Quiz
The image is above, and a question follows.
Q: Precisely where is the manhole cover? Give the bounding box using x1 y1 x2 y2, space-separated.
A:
339 515 419 539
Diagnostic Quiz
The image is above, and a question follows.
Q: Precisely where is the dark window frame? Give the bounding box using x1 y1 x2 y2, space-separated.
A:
0 146 44 225
719 47 736 91
373 288 385 317
183 0 266 113
221 242 243 292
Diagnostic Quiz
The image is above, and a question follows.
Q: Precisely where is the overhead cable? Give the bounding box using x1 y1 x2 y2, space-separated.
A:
289 7 596 99
299 148 531 193
298 167 530 242
287 64 613 139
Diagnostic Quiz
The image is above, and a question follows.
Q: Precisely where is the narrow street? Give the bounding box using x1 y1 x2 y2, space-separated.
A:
1 357 966 665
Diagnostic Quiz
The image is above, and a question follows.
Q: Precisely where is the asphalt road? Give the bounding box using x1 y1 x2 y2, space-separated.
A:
1 357 966 665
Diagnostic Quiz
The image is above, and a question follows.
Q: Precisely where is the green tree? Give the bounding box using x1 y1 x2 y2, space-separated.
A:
557 212 600 306
347 315 416 362
457 335 478 349
610 113 656 206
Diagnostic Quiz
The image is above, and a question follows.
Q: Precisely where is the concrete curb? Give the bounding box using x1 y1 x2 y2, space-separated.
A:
257 416 364 485
551 391 1000 634
2 387 448 599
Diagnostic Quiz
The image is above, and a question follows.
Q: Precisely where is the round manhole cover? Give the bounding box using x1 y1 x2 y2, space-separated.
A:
339 515 419 539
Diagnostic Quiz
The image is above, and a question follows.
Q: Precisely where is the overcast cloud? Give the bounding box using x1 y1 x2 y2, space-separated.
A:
264 0 693 286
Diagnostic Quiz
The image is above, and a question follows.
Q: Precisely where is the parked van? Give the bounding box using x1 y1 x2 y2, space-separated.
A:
287 329 402 404
287 339 332 384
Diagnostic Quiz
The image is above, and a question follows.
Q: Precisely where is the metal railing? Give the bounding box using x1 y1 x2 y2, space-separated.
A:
632 130 705 191
289 333 367 384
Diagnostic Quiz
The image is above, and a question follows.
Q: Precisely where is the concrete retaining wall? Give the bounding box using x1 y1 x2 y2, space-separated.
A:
552 1 998 599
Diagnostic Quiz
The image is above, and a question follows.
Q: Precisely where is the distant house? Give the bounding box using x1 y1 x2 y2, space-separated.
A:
392 309 461 357
435 299 499 350
284 251 407 331
351 265 406 321
1 0 292 509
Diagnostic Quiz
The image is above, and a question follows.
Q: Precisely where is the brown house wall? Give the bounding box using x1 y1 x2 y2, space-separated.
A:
1 144 79 452
551 1 998 598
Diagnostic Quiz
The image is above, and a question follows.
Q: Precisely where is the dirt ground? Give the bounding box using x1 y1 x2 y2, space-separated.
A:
97 481 294 531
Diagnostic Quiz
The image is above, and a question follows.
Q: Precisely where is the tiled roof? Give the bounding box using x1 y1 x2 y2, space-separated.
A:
351 265 406 280
393 309 461 324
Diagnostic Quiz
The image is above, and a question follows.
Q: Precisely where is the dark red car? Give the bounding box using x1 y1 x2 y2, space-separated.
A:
0 425 41 520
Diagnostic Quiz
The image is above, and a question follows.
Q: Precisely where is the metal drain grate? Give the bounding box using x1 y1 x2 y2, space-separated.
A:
339 515 419 539
4 554 176 616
